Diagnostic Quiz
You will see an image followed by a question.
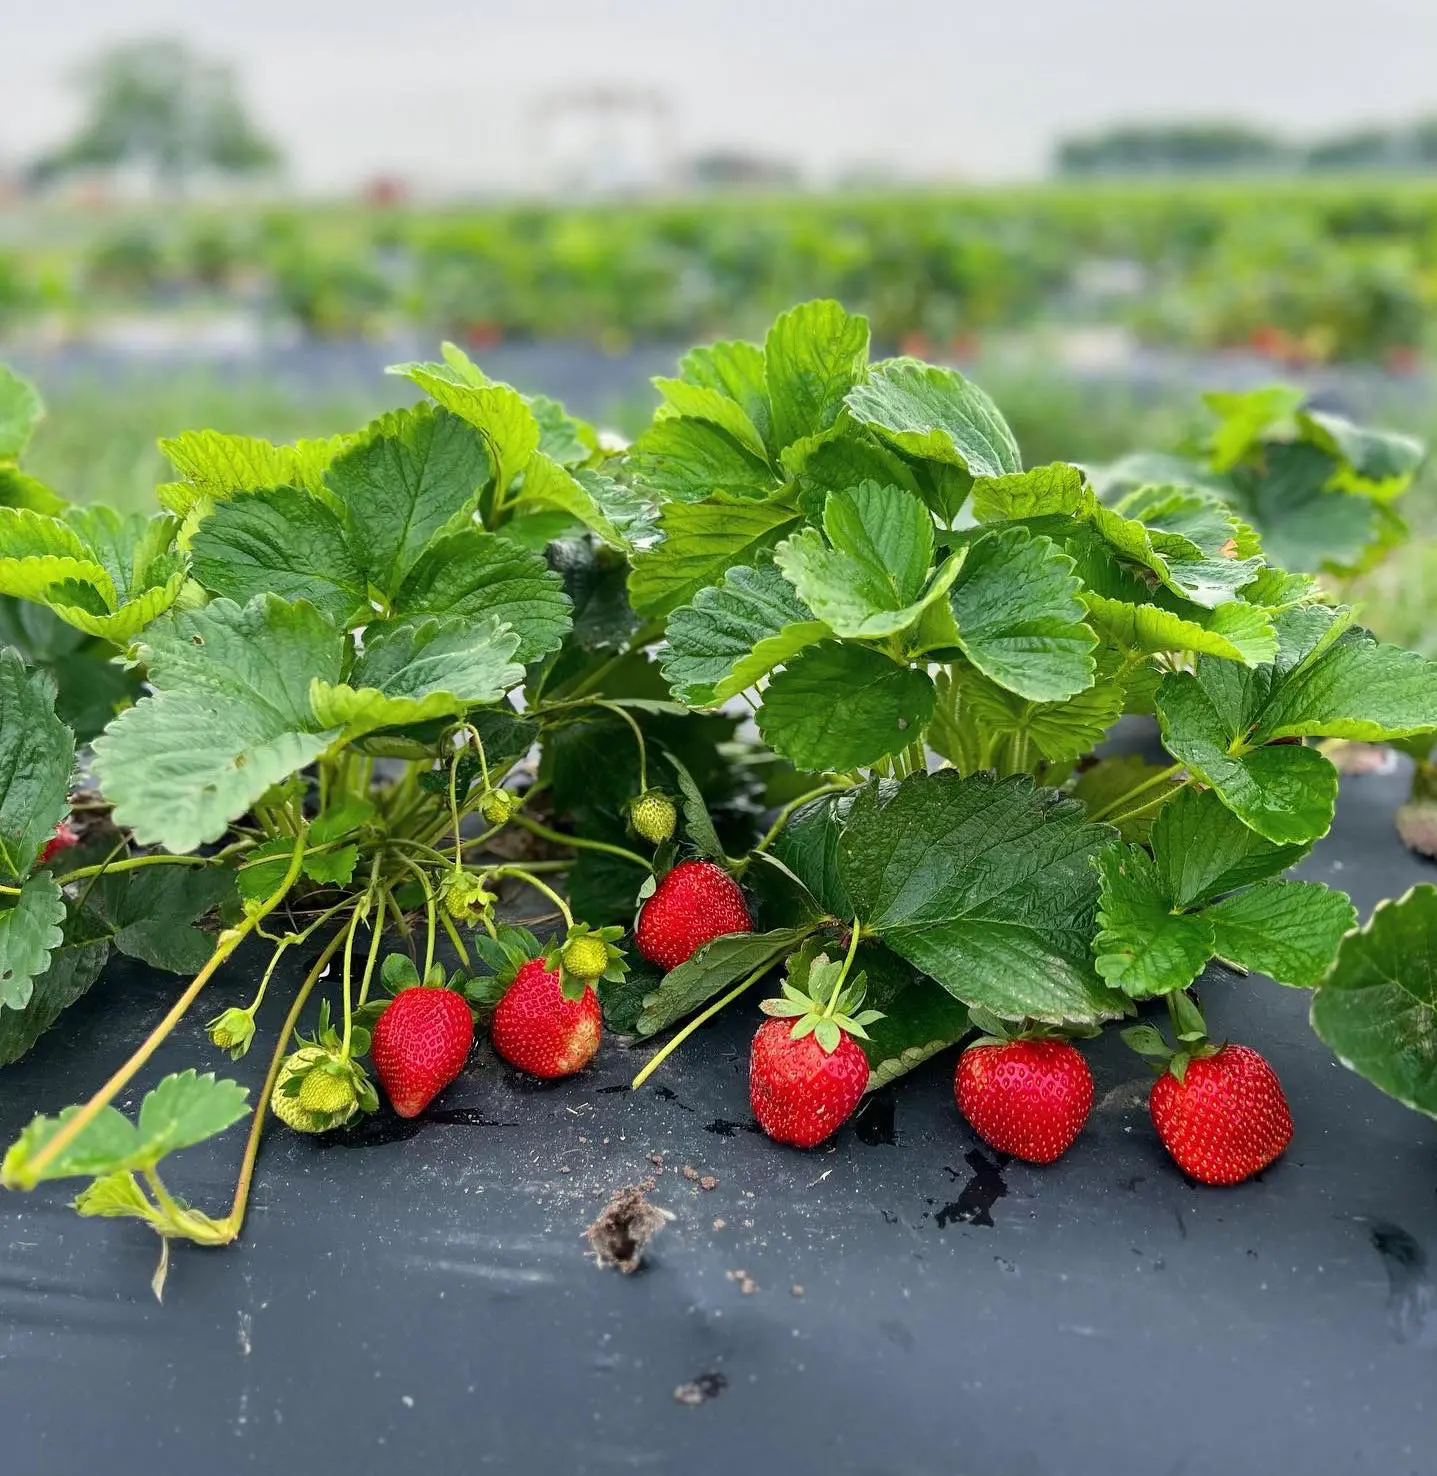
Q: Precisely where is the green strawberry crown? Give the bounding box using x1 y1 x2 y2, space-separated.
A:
1121 991 1219 1082
759 949 883 1055
965 1006 1105 1051
629 788 677 845
547 923 628 999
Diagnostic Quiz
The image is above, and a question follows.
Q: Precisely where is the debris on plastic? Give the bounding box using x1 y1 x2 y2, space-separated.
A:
585 1184 670 1273
674 1371 728 1406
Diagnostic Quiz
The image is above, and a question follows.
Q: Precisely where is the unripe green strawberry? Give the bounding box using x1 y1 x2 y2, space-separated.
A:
271 1046 361 1134
297 1068 359 1117
562 934 610 981
480 789 520 825
441 870 495 924
631 790 676 845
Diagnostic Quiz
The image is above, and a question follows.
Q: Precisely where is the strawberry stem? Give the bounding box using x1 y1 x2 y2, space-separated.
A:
20 826 310 1186
220 925 351 1242
630 957 785 1090
486 865 574 929
1087 763 1187 825
509 813 651 871
750 780 854 858
393 855 438 981
825 917 864 1018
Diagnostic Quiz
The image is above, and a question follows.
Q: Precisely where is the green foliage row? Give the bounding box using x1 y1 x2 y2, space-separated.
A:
8 178 1437 358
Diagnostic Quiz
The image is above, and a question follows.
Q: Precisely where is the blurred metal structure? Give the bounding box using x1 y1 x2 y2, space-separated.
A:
530 86 676 199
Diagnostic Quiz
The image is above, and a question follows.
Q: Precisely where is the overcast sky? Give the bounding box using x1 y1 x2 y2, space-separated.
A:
9 0 1437 191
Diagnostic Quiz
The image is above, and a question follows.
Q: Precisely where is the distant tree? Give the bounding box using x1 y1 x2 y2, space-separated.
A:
1056 123 1290 176
33 38 280 192
1306 127 1404 172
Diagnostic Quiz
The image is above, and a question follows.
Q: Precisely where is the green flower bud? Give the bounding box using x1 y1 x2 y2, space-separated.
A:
207 1007 256 1060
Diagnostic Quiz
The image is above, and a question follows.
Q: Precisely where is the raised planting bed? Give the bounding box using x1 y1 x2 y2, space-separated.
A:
1 302 1437 1476
1 762 1434 1476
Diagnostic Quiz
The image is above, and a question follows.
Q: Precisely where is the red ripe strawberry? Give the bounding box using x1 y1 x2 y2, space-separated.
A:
955 1038 1093 1165
1149 1043 1292 1186
39 820 79 866
750 1020 868 1148
748 949 881 1149
371 987 475 1118
635 860 751 972
491 958 601 1079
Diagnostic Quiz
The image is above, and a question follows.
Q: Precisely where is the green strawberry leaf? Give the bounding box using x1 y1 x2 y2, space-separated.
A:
0 650 76 884
1083 594 1277 667
1310 886 1437 1118
188 486 367 627
627 416 776 503
384 364 536 501
324 404 490 595
393 529 571 663
510 454 624 546
661 562 828 708
757 643 935 772
0 874 68 1011
0 365 44 461
80 866 235 974
774 482 960 640
2 1070 250 1188
844 359 1021 479
930 665 1125 772
1205 880 1356 987
1149 786 1311 909
677 338 773 451
628 496 802 618
763 299 870 454
91 596 345 854
653 378 771 462
1093 845 1216 1000
635 927 812 1037
856 943 971 1090
309 615 523 740
158 429 346 512
946 526 1096 701
769 788 858 921
1156 608 1437 845
832 771 1123 1025
1093 788 1355 999
0 906 110 1067
970 462 1089 521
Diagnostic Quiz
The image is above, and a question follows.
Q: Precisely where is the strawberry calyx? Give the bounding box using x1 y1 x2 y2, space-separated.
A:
1121 991 1220 1083
965 1006 1102 1053
758 941 883 1056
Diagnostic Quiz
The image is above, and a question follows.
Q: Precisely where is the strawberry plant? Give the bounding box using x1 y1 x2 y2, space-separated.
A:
610 300 1437 1169
2 298 1437 1281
